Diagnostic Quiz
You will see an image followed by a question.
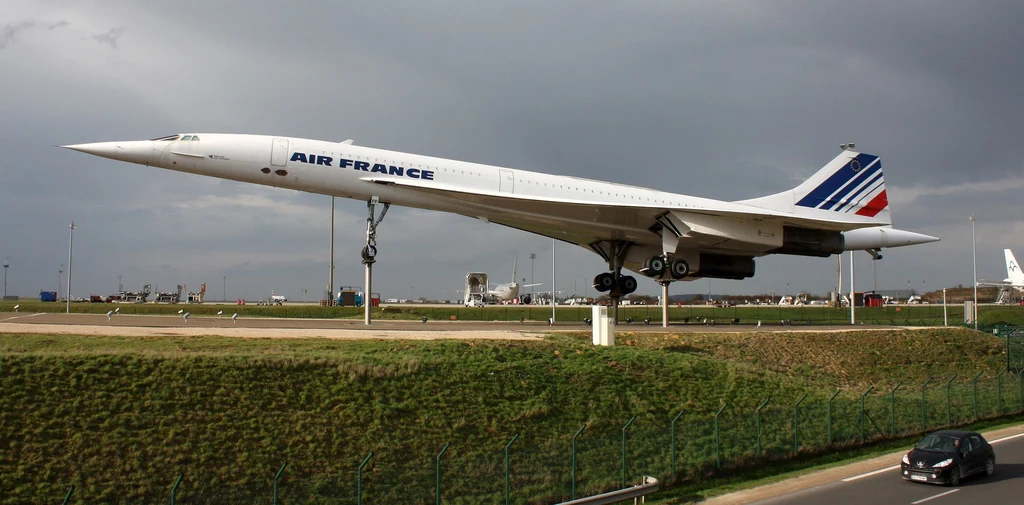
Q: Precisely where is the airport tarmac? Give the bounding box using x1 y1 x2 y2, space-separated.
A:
1 312 915 339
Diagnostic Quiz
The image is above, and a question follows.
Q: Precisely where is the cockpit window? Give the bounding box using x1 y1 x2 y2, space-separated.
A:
180 135 193 141
190 135 200 141
149 135 180 141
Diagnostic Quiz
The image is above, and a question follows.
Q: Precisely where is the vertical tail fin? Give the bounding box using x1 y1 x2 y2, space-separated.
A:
1005 249 1024 285
739 149 891 224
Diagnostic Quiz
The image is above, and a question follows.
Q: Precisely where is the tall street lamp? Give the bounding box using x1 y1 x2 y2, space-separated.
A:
3 257 9 299
971 213 977 330
67 221 76 314
530 253 536 295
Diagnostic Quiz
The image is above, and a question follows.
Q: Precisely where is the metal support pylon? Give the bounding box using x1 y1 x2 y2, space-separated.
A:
363 197 389 325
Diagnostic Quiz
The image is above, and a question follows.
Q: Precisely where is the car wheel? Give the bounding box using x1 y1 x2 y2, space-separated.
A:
948 465 960 487
985 457 995 477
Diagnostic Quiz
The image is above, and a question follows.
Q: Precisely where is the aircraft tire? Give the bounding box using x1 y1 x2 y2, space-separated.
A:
642 256 666 277
593 273 615 293
619 276 638 295
670 259 689 279
520 294 532 305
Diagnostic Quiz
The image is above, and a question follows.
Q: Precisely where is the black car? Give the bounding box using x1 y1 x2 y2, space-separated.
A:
901 430 995 486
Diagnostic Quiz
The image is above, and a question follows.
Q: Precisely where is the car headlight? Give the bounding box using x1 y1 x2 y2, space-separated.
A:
902 454 910 465
932 458 953 468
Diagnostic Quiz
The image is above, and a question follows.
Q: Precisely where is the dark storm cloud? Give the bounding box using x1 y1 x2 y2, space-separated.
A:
1 0 1022 301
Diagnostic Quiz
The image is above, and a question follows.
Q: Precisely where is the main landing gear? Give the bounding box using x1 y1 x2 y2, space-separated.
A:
591 241 637 298
640 255 689 280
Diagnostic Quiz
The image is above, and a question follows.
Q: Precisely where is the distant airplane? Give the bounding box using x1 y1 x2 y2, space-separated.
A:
63 136 939 298
270 291 288 304
488 256 542 304
979 249 1024 291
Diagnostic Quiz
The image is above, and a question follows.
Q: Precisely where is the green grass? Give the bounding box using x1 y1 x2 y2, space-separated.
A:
0 328 1021 504
6 299 1024 326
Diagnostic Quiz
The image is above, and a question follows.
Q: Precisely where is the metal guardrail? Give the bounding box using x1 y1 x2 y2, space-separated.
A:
554 476 659 505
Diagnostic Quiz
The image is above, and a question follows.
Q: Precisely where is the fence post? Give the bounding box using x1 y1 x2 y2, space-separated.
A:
890 382 903 436
860 386 874 442
827 389 841 445
171 474 183 505
972 371 983 420
571 424 587 500
945 373 957 425
273 463 287 505
1019 370 1023 412
755 398 770 456
357 452 373 505
435 442 449 505
921 378 934 429
504 433 518 505
670 410 684 478
996 369 1006 414
714 403 727 469
621 416 636 487
793 394 807 454
61 486 74 505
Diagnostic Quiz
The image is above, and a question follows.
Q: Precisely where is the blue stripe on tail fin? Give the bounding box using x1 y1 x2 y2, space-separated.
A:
796 154 880 210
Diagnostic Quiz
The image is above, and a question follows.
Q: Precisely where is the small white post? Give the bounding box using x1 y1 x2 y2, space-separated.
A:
849 251 855 324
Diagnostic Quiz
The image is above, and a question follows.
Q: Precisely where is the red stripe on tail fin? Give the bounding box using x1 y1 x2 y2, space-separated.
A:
855 190 888 217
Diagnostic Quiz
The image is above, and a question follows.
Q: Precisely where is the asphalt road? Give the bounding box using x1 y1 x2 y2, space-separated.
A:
752 431 1024 505
0 312 903 333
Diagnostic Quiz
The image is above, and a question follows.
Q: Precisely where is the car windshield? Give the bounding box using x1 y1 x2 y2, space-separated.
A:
915 434 961 453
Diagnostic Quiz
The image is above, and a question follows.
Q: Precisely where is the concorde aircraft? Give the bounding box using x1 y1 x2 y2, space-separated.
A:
63 135 938 298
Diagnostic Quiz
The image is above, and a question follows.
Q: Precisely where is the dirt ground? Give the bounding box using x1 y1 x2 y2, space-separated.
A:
0 322 545 340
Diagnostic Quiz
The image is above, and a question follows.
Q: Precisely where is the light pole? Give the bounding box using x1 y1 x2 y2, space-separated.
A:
530 253 536 295
971 213 978 330
67 221 76 313
3 256 9 299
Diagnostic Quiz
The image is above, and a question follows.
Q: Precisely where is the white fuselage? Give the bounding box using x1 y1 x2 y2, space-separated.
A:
135 134 737 225
64 134 939 278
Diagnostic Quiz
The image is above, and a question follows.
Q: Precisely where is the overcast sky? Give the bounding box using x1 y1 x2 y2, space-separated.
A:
2 1 1022 302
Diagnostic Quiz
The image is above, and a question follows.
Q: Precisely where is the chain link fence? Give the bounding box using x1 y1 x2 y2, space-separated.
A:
39 371 1022 505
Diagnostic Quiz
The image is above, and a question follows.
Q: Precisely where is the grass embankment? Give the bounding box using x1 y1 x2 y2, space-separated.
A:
0 328 1020 504
5 299 1024 326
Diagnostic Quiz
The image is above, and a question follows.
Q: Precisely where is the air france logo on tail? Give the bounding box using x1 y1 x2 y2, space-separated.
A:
796 154 888 217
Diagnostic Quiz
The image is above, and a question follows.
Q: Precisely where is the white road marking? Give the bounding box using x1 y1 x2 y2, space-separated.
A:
841 464 901 482
0 313 44 322
910 488 958 504
989 432 1024 444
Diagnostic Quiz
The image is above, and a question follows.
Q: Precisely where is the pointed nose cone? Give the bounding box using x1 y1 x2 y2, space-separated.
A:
62 142 122 159
61 140 151 164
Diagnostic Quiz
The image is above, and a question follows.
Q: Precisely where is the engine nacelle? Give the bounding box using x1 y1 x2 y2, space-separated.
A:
769 226 845 258
696 253 756 280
